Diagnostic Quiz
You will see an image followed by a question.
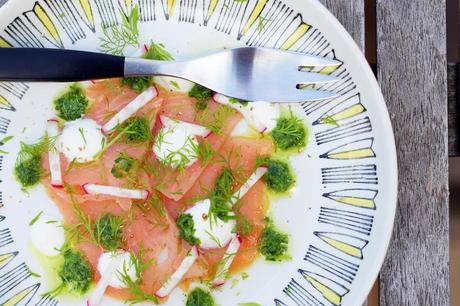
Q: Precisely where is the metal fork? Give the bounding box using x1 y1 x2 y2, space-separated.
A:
0 47 340 102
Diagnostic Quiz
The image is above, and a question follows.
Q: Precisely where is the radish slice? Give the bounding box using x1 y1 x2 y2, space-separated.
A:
157 247 169 265
213 94 280 133
211 234 241 287
47 119 63 187
87 253 123 306
103 87 157 132
155 246 199 298
160 116 210 137
153 76 195 93
230 167 268 206
82 184 149 200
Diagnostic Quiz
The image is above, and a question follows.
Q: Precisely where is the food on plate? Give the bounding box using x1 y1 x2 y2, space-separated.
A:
16 17 308 304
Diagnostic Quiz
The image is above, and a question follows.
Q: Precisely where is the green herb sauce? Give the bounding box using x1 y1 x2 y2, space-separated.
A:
259 220 289 262
263 159 295 193
54 84 89 121
186 287 215 306
176 213 200 245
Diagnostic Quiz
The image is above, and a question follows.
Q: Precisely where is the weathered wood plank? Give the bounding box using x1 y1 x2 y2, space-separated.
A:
376 1 450 305
319 1 368 306
448 63 459 156
319 0 365 50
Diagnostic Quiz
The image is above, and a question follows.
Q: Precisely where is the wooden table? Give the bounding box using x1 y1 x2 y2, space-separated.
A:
0 0 450 305
319 0 450 305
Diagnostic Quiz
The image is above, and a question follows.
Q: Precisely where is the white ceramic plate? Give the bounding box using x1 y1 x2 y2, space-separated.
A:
0 0 397 305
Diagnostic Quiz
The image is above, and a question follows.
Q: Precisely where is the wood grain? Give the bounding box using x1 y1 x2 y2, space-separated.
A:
448 63 458 156
319 0 365 50
376 1 450 305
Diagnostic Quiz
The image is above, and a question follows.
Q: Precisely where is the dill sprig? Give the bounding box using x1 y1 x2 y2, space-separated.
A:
321 115 339 127
134 193 169 228
197 140 216 166
118 245 158 305
154 127 201 171
100 5 140 55
145 41 174 61
195 104 235 135
0 135 13 154
208 169 238 225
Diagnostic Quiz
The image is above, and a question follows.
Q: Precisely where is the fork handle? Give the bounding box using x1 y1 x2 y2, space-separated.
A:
0 48 125 82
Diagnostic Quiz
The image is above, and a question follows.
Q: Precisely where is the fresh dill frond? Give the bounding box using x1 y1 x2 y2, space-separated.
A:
209 169 237 224
321 115 340 127
195 104 235 135
145 41 174 61
0 135 13 153
94 117 150 160
118 245 158 305
135 194 169 228
197 140 216 165
100 5 140 55
29 211 43 226
257 15 272 32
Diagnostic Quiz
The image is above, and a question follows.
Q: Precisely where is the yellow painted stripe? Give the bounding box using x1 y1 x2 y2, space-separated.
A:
3 284 39 306
306 275 342 306
241 0 268 36
0 37 12 48
0 252 15 269
207 0 219 19
281 23 310 50
336 196 375 209
328 148 375 160
33 3 62 46
78 0 95 28
330 104 365 121
321 236 362 258
168 0 176 17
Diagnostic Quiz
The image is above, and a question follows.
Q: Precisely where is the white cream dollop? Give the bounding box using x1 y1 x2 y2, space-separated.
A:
185 199 235 249
153 76 195 93
213 94 280 133
97 251 138 289
30 214 65 257
59 118 106 163
153 117 209 169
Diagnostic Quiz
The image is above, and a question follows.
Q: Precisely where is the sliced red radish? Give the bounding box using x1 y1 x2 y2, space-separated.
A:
230 167 268 206
155 246 198 298
103 87 157 132
82 184 149 200
47 119 63 188
211 234 241 287
157 247 169 265
153 76 195 93
160 115 210 137
213 93 270 133
87 253 123 306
